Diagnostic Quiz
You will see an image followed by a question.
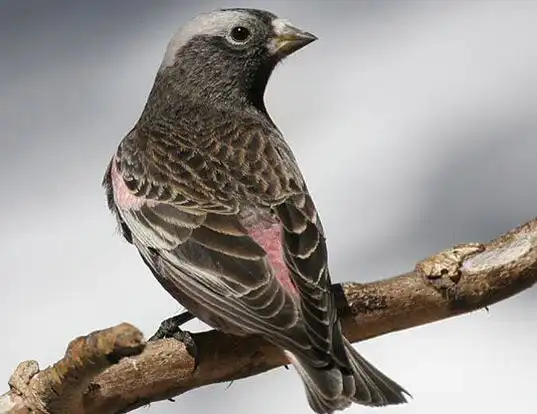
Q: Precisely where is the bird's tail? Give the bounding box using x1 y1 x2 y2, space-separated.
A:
287 337 410 413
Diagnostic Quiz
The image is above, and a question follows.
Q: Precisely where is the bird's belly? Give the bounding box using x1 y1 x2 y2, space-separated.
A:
150 266 251 336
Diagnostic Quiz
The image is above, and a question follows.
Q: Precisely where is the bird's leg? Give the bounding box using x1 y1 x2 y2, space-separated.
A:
149 311 195 340
149 311 199 368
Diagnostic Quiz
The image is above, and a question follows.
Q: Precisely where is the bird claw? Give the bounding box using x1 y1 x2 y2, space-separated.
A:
171 329 200 370
149 311 194 341
149 311 199 370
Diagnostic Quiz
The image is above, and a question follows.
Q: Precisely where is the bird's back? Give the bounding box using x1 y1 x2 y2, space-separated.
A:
128 99 305 207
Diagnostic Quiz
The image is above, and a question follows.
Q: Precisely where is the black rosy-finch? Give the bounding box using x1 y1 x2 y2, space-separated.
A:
103 8 409 413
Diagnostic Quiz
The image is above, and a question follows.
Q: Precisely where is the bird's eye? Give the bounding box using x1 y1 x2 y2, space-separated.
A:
230 26 251 43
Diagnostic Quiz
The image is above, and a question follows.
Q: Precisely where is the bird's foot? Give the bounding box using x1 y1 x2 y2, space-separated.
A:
149 311 194 341
149 312 199 369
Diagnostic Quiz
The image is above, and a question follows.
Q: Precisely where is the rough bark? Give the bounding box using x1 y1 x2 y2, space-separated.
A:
2 218 536 414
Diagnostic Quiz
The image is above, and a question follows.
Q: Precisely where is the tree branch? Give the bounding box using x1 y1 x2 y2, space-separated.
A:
2 218 537 414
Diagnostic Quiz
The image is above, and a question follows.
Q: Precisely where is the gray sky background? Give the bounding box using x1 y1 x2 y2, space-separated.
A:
1 1 537 413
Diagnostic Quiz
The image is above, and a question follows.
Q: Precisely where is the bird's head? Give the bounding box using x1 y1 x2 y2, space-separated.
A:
150 8 317 113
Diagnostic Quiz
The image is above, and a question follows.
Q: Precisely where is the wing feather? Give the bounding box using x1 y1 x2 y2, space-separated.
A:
103 118 333 362
106 159 319 355
274 196 347 368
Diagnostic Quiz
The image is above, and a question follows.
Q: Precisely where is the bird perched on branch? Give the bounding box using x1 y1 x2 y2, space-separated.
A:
103 8 409 413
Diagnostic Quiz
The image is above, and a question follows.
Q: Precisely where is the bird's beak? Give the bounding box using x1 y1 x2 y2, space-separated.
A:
268 18 318 57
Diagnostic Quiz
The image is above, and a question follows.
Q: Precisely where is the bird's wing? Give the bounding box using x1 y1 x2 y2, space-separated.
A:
103 126 316 355
274 188 349 369
249 126 347 369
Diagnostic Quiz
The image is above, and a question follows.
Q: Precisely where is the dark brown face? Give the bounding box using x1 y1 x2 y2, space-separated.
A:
154 8 317 111
203 8 317 63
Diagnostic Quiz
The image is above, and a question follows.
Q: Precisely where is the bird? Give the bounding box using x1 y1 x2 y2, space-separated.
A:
103 7 410 413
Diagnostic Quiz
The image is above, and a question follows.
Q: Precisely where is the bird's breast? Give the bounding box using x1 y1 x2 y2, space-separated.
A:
110 156 151 211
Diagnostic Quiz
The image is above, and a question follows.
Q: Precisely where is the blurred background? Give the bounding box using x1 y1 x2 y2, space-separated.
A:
1 0 537 413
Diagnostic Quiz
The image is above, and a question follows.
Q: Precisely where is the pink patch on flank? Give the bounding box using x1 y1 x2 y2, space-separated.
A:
246 222 297 295
110 156 146 210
